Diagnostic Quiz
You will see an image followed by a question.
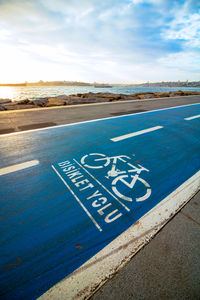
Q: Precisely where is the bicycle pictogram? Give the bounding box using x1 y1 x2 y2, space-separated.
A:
81 153 151 202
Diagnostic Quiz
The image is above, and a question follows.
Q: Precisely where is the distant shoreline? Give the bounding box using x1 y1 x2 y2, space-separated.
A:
0 80 200 88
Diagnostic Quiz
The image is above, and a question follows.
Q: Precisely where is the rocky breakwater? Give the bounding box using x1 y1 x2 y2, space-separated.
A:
0 90 200 111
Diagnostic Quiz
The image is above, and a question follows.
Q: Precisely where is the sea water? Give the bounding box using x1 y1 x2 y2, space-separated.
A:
0 85 200 102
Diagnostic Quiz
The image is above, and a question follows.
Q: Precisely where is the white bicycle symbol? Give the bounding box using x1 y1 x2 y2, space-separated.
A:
81 153 151 202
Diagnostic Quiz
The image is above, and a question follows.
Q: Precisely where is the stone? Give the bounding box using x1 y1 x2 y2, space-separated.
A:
67 97 84 104
169 92 176 97
0 98 12 104
67 97 110 105
3 102 18 110
56 95 69 100
125 95 139 100
184 91 200 95
16 99 30 104
45 98 67 107
91 97 110 102
30 98 48 106
3 103 36 110
137 93 154 99
81 92 95 98
95 93 118 99
1 90 199 111
174 90 185 96
154 92 170 98
0 104 7 111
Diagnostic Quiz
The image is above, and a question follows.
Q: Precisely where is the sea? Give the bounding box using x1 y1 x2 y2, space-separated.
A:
0 85 200 102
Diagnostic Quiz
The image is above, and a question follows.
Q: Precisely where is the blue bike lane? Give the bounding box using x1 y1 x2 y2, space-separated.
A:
0 103 200 299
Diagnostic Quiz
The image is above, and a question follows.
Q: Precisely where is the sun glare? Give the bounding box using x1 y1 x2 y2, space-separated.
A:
0 86 14 100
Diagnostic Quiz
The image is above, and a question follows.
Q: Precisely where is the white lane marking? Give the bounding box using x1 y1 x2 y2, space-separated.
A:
39 170 200 300
111 126 163 142
73 159 130 212
52 165 102 232
0 160 39 176
0 103 199 137
184 114 200 121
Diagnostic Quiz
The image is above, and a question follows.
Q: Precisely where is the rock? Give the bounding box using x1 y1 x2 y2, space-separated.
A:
3 103 36 110
68 97 87 104
56 95 69 100
123 95 139 100
80 92 95 98
179 91 191 96
95 93 119 99
16 99 30 104
183 91 200 95
174 90 185 96
79 92 116 99
0 104 7 111
137 93 154 99
45 98 67 107
89 97 110 103
67 97 84 104
68 97 110 104
3 102 18 110
1 90 198 111
107 97 121 101
68 95 82 101
30 98 48 106
169 91 184 97
154 92 170 98
0 98 12 104
127 96 139 100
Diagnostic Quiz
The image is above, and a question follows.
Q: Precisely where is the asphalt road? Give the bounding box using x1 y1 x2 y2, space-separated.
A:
0 95 200 134
0 99 200 299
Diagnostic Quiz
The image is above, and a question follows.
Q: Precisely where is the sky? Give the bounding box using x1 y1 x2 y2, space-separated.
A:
0 0 199 83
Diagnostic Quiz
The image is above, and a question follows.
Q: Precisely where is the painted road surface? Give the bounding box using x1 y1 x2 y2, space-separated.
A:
0 104 200 299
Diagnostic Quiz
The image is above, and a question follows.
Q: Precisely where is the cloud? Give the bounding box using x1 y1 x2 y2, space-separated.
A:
162 1 200 48
158 0 200 80
158 51 200 73
132 0 163 4
0 0 199 83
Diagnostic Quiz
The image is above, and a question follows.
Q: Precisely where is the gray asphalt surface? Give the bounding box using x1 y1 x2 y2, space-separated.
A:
0 95 200 134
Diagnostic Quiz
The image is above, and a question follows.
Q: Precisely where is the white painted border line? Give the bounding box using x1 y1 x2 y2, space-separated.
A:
1 103 200 138
111 126 163 142
39 170 200 300
0 160 39 176
184 114 200 121
52 165 102 232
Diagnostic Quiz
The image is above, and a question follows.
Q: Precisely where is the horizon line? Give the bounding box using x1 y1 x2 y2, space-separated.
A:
0 79 199 86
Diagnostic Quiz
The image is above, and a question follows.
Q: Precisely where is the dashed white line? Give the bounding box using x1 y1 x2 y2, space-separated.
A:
111 126 163 142
0 160 39 176
52 165 102 232
184 114 200 121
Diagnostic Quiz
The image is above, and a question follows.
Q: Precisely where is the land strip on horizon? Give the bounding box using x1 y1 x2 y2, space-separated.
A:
0 80 200 87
